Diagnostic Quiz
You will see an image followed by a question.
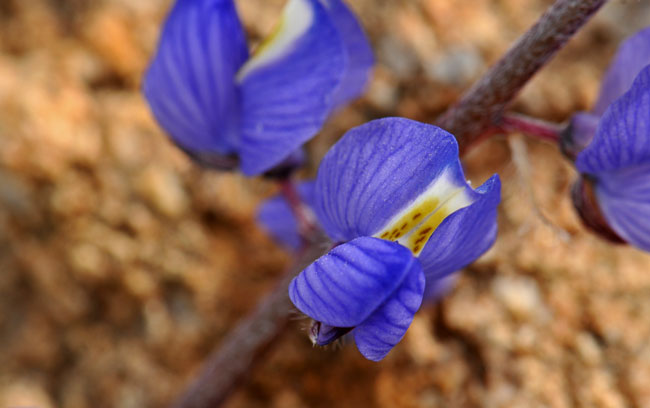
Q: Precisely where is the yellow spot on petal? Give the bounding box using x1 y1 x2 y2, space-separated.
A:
374 197 440 243
372 169 476 257
407 205 452 256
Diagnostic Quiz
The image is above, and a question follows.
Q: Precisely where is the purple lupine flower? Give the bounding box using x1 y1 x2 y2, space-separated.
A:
564 28 650 251
574 65 650 251
143 0 373 176
280 118 500 361
563 27 650 158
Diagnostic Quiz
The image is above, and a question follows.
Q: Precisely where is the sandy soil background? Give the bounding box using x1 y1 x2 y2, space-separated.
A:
2 0 650 407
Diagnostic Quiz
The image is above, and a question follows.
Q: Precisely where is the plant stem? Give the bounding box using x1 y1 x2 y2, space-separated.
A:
500 113 563 143
170 241 328 408
437 0 608 154
280 179 317 242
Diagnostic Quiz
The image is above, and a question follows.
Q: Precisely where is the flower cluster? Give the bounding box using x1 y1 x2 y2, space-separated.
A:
145 0 504 362
143 0 373 176
144 0 650 365
147 0 650 363
565 28 650 251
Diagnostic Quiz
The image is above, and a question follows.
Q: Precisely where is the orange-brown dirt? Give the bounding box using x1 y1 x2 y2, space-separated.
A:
1 1 650 407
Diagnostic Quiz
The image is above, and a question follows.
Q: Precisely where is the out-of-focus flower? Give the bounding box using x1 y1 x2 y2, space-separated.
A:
284 118 501 361
573 65 650 251
143 0 373 176
563 27 650 158
563 28 650 251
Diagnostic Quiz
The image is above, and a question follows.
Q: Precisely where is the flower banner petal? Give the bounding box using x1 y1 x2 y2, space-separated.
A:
418 175 500 296
577 65 650 175
144 0 248 155
320 0 374 107
289 237 420 328
256 181 317 250
593 27 650 115
237 0 346 175
353 261 425 361
315 118 469 242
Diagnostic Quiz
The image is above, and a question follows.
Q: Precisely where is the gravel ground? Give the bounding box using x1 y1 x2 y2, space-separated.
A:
1 1 650 407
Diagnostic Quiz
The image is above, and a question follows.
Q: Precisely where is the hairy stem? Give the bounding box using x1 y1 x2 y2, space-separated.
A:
437 0 608 154
170 241 328 408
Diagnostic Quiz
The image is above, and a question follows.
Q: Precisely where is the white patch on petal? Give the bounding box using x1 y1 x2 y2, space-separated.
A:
373 168 475 256
236 0 314 82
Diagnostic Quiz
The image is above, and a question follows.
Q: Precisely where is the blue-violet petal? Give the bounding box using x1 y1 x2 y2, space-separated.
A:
577 65 650 174
353 259 425 361
319 0 374 108
144 0 248 155
418 175 500 298
577 65 650 251
315 118 470 242
594 27 650 115
593 164 650 251
289 237 422 328
237 0 347 175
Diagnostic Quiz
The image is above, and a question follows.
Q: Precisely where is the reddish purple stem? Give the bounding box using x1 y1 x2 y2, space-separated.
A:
280 179 317 242
500 113 563 143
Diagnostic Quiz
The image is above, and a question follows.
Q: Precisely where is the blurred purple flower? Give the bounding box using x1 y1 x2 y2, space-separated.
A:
565 28 650 252
143 0 373 176
574 65 650 251
280 118 500 361
564 27 650 158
